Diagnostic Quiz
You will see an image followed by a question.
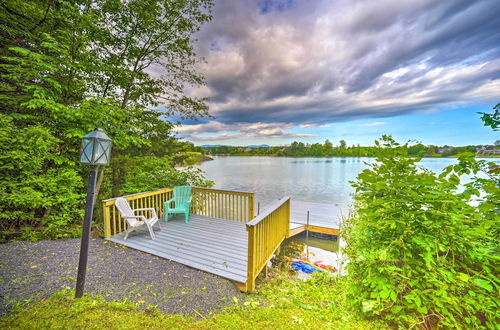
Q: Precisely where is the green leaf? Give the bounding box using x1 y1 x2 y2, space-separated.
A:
362 300 376 313
457 273 470 282
391 305 403 313
473 279 493 292
417 305 428 314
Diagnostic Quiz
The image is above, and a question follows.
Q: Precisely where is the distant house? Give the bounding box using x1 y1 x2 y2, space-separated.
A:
476 145 491 152
482 149 500 155
436 147 453 154
476 145 500 155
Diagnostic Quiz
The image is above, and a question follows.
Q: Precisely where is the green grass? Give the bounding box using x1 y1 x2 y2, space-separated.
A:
1 273 386 329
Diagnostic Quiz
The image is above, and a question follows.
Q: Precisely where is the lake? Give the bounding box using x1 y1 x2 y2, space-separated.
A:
199 156 497 208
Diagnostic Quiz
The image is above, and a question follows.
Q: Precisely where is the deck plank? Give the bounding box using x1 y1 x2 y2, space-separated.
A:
107 214 248 283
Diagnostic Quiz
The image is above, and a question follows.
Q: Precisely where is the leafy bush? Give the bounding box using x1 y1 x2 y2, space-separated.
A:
343 136 499 328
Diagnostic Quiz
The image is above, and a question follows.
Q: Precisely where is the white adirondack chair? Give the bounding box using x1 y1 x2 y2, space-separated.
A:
115 197 161 240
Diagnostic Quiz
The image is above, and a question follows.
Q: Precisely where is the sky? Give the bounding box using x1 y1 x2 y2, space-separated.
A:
175 0 500 147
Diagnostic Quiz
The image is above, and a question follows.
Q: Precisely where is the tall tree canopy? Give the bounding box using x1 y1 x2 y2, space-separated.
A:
0 0 213 241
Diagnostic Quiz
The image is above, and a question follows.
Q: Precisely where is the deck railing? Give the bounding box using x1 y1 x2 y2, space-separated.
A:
102 187 255 237
245 197 290 291
191 187 254 222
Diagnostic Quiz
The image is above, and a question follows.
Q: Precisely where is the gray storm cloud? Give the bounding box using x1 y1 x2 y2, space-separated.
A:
180 0 500 140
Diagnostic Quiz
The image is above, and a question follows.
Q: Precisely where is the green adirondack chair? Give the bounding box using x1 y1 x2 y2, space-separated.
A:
164 186 192 223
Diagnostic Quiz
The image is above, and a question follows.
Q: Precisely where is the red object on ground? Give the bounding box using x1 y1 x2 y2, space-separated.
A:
313 261 337 272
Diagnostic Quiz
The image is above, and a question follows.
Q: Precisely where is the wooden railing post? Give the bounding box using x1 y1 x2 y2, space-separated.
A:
247 226 256 292
249 194 254 219
103 202 111 238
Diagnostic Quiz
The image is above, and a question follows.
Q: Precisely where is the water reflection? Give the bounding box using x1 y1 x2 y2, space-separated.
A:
198 156 498 207
291 160 333 164
287 233 338 252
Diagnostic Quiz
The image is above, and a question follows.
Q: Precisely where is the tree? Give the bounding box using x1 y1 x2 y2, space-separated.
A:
323 139 334 155
0 0 214 241
407 143 426 156
339 139 347 149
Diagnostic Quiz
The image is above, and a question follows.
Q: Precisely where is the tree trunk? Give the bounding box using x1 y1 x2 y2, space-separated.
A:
93 165 105 205
112 164 119 197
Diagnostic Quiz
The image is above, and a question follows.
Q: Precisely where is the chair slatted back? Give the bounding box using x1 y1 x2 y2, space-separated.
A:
115 197 135 219
174 186 192 204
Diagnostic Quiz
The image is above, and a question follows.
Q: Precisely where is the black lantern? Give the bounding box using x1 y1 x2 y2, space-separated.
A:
75 128 112 298
80 128 112 165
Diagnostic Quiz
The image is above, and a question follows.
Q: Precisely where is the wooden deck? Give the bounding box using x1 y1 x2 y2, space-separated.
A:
107 214 248 283
103 186 344 291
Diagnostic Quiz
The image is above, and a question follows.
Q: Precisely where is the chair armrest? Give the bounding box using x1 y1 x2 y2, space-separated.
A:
133 208 157 218
123 215 146 223
123 215 143 219
187 197 192 204
165 197 175 206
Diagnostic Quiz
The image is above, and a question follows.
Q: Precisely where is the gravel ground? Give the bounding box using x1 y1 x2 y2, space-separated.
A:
0 238 243 317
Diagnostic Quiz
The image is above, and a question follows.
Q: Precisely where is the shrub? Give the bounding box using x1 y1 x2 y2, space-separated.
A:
343 136 499 328
0 116 84 241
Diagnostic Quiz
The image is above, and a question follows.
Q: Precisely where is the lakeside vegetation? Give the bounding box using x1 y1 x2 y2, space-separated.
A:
344 135 498 328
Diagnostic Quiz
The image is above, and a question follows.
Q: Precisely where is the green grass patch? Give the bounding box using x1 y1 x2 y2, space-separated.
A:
1 274 386 329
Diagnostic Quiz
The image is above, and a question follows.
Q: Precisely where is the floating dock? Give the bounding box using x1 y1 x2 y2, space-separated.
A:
288 200 345 237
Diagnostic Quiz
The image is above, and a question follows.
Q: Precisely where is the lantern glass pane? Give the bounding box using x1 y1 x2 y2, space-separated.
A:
93 140 111 165
80 138 94 164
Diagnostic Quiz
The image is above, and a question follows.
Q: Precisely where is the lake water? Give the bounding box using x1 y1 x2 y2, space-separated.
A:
199 156 497 208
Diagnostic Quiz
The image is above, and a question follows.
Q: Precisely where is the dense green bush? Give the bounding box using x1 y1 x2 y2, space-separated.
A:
0 115 84 241
343 136 499 328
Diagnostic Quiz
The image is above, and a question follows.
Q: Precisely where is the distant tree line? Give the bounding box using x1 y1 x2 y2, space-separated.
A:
203 140 499 157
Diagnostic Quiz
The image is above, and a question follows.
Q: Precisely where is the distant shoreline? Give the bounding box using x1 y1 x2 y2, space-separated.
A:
205 154 500 159
203 154 500 162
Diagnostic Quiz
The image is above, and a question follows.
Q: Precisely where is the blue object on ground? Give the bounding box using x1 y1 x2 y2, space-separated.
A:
291 261 323 274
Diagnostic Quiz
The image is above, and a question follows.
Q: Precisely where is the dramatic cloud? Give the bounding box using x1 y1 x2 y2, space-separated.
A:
176 121 316 140
181 0 500 142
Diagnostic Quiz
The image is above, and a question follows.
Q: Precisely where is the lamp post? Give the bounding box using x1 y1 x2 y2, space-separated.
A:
75 128 112 298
